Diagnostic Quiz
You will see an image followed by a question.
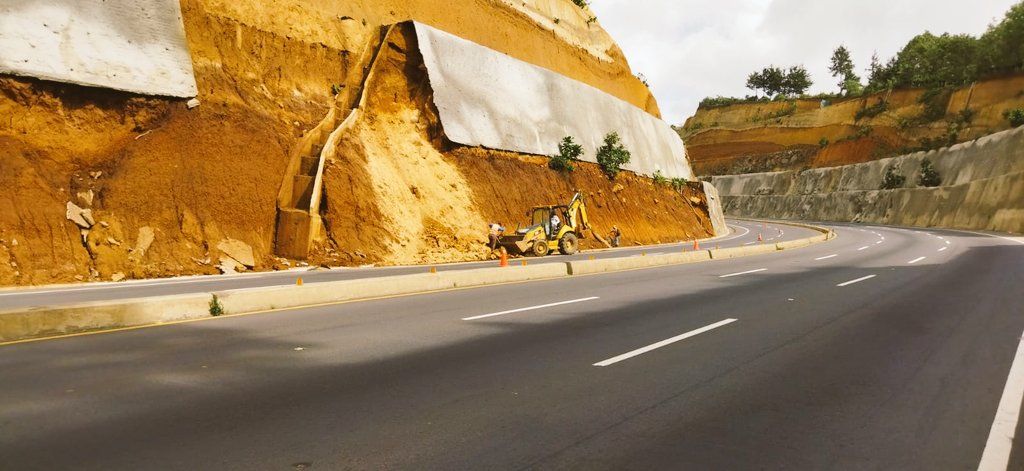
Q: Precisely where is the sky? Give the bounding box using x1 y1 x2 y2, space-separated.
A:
589 0 1020 124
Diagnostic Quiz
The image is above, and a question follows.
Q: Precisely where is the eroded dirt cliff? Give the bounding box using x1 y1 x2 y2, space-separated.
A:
681 75 1024 176
0 0 706 286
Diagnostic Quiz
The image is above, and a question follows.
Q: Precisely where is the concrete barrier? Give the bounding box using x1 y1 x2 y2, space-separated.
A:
0 222 832 343
708 244 777 259
567 251 711 275
0 293 210 342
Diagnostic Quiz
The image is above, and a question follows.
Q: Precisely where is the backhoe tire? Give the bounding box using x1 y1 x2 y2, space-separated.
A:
559 233 579 255
532 239 550 257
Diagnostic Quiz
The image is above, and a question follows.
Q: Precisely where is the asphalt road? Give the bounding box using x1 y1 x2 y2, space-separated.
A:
1 221 1022 470
0 219 813 310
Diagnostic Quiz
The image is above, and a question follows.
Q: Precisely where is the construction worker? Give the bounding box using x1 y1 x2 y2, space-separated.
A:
488 222 505 251
550 213 561 235
609 226 621 247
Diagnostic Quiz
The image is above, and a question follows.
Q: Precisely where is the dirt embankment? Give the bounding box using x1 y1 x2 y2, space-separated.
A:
311 24 712 267
0 0 697 286
682 75 1024 176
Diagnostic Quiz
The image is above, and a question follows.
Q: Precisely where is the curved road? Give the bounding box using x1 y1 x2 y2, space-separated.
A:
0 219 811 310
1 221 1022 470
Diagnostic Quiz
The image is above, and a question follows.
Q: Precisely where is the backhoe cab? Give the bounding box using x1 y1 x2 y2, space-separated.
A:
498 192 590 257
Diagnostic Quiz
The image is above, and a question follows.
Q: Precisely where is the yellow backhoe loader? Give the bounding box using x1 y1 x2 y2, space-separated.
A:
498 191 590 257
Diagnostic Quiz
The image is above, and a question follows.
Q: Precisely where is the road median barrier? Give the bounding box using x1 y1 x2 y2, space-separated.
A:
567 251 711 275
216 263 569 314
0 223 835 343
0 293 211 343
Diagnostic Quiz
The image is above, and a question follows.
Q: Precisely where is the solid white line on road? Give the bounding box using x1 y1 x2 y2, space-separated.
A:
462 297 599 321
978 329 1024 471
815 254 838 260
594 319 738 367
875 241 883 245
908 256 927 264
719 268 767 278
744 241 756 246
938 247 948 252
857 246 870 251
837 275 877 287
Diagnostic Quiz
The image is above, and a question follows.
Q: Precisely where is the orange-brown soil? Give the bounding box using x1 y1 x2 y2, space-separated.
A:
0 1 705 286
309 24 712 268
683 74 1024 175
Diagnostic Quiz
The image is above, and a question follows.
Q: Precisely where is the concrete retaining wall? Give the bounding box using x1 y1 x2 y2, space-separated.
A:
711 126 1024 233
0 0 197 97
414 22 693 180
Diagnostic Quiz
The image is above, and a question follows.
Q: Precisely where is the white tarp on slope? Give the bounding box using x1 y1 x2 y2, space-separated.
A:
413 22 694 180
0 0 197 97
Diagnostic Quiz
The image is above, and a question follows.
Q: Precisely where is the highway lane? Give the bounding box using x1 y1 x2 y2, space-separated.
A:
1 222 1021 469
0 219 813 310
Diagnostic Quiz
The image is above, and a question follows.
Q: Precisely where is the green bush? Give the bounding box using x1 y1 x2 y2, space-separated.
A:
571 0 588 7
549 136 583 172
652 170 667 186
1005 108 1024 127
818 137 830 148
918 159 942 187
209 294 224 317
880 165 907 190
670 178 689 192
596 132 631 180
918 87 953 122
855 99 888 121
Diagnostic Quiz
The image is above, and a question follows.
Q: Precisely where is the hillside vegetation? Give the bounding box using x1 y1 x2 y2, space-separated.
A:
681 2 1024 176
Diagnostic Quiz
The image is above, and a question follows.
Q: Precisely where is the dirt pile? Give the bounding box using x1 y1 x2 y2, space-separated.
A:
0 0 704 286
681 74 1024 176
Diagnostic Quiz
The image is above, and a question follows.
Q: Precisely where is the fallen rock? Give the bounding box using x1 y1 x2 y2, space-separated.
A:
80 209 96 226
90 171 103 179
10 238 16 247
111 272 126 282
131 227 155 260
612 183 625 194
217 239 255 268
77 190 94 207
186 98 201 109
106 237 121 246
217 256 242 274
99 221 110 228
65 201 93 229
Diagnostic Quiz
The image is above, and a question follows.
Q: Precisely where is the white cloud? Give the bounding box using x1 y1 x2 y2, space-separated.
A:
589 0 1019 124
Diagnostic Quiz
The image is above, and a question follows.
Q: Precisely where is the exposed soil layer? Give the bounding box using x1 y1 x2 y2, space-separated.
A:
0 1 695 285
683 74 1024 176
310 24 711 268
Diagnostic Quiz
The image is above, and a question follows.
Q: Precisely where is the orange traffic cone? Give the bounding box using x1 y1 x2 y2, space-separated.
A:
758 233 763 242
296 277 303 286
499 250 509 267
693 239 700 250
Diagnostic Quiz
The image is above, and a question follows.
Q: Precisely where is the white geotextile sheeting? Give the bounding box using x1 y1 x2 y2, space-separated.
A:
0 0 197 97
413 22 694 180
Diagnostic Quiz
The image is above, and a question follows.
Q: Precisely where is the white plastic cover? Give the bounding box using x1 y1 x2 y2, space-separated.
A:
0 0 197 97
414 22 694 180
